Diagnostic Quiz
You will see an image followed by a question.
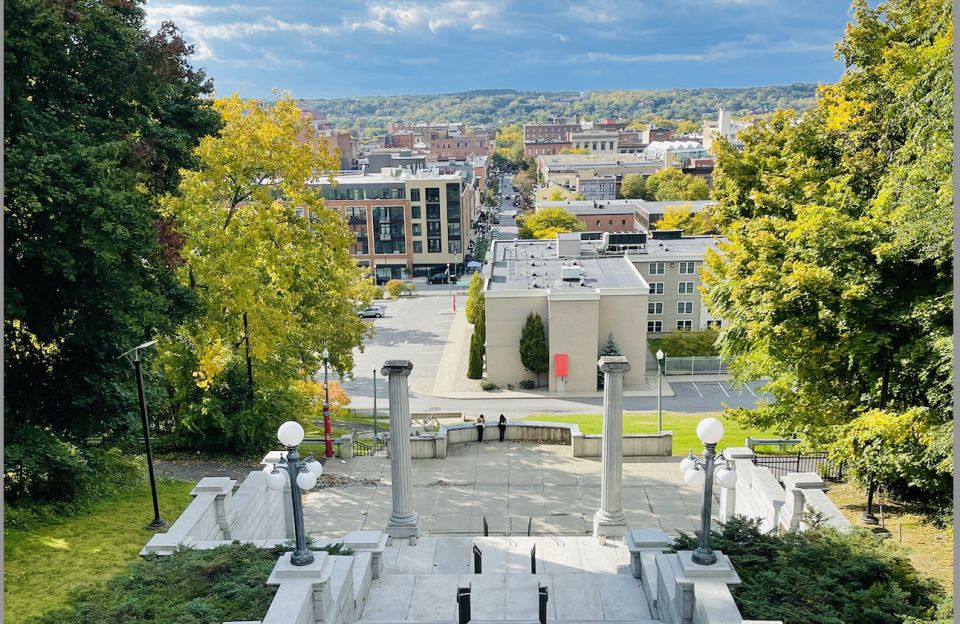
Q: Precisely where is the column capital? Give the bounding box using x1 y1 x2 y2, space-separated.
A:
381 360 413 377
598 356 630 374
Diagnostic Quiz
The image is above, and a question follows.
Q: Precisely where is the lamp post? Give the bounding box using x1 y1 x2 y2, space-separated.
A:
678 418 738 566
322 349 332 458
372 366 378 438
266 421 324 565
119 340 165 529
656 349 664 433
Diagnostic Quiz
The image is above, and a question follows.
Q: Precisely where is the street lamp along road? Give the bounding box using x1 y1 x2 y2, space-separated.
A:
267 421 324 566
678 417 738 566
119 339 165 529
656 349 664 433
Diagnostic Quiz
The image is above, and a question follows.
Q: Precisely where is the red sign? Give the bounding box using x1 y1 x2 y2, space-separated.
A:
555 354 568 377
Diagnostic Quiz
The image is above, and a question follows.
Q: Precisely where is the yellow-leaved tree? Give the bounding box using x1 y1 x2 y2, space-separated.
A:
158 93 378 452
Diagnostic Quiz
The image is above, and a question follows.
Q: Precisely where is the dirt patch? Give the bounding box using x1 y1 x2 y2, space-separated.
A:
427 480 473 487
826 481 953 593
316 474 379 488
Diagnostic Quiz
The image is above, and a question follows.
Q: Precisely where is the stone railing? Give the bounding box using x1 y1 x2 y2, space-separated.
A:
403 421 673 458
718 447 850 533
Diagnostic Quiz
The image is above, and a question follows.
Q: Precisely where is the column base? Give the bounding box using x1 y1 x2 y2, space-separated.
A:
593 510 628 538
386 510 420 539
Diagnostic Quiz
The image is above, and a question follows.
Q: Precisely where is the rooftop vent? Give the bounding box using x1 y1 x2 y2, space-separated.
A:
561 266 583 281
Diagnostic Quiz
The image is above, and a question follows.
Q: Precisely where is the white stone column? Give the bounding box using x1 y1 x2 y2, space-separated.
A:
594 355 631 538
382 360 420 539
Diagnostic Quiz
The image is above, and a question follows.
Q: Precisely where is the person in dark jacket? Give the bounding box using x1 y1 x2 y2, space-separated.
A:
476 414 485 443
498 414 507 442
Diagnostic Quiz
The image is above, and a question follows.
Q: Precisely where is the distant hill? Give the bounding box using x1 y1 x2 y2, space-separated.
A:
300 84 820 130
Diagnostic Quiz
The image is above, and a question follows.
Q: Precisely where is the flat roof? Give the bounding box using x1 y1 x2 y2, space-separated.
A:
487 240 646 292
641 236 724 260
310 170 463 186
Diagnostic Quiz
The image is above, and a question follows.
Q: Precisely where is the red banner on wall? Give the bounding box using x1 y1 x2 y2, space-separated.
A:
555 354 568 377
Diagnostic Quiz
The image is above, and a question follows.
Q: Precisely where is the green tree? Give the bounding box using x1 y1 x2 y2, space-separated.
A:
597 332 622 389
660 328 720 357
619 174 646 199
645 168 711 201
702 0 952 505
525 208 587 239
467 331 484 379
4 0 220 502
465 272 485 325
158 94 378 453
510 170 534 197
385 279 404 299
549 188 566 201
519 312 549 385
654 204 719 235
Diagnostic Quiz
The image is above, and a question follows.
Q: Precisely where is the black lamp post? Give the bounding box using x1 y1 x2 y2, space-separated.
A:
266 421 324 565
678 418 738 566
119 340 165 529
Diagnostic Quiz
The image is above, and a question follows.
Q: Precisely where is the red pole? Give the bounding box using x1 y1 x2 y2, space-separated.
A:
453 293 456 312
324 402 333 457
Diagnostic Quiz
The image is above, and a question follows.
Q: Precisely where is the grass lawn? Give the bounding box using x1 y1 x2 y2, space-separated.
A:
517 412 787 455
3 479 197 624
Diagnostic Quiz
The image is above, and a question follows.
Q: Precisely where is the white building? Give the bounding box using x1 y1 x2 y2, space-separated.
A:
703 108 753 152
643 141 709 167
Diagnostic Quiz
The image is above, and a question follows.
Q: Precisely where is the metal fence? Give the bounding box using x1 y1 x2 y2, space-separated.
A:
663 356 729 375
752 452 846 482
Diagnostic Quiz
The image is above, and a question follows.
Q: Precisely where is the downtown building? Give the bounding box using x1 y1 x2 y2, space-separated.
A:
309 167 476 280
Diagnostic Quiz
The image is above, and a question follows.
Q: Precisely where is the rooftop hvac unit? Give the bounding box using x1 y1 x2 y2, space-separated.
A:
561 266 582 281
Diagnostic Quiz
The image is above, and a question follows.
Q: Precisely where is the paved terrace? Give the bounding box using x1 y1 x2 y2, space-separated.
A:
303 441 716 539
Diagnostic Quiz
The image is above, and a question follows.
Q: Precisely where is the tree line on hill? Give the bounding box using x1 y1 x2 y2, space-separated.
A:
300 84 819 130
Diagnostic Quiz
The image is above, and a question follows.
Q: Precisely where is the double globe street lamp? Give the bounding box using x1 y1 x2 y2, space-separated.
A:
679 417 738 566
266 421 324 566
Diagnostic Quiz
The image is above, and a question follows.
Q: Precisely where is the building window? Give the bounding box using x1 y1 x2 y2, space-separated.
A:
608 220 613 227
426 187 440 203
448 223 461 238
647 321 663 333
413 241 423 253
427 239 441 253
649 262 665 275
649 282 664 295
677 320 692 331
411 205 421 219
678 281 695 294
596 220 601 227
449 239 462 254
295 207 303 217
426 205 441 220
412 223 422 236
648 302 663 315
677 302 694 314
427 221 441 236
679 261 696 275
622 219 626 226
706 320 722 329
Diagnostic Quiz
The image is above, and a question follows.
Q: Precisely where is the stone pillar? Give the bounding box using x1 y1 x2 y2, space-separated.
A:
594 355 631 538
381 360 420 539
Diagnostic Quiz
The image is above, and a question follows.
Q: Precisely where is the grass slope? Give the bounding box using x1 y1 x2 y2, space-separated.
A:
517 412 784 455
4 479 196 624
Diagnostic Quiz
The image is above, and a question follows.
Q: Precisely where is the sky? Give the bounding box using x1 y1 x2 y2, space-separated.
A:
143 0 857 99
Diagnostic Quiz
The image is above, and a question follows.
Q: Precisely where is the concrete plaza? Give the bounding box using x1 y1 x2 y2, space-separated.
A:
303 440 717 540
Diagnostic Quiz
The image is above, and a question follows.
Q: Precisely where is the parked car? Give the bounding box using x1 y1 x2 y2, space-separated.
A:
358 306 385 318
428 273 452 284
492 216 500 224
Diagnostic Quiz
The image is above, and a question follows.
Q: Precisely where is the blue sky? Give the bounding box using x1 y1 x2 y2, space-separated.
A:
143 0 855 99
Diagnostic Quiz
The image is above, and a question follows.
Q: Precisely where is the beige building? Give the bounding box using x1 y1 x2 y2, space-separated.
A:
483 238 649 393
627 234 723 335
536 154 666 195
569 129 620 154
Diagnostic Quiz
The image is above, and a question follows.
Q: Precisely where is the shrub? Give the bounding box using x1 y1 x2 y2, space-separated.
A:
384 279 404 298
506 384 514 390
480 381 499 391
373 286 384 299
672 515 947 624
467 331 484 379
402 282 417 296
660 327 720 357
519 312 548 385
518 379 537 390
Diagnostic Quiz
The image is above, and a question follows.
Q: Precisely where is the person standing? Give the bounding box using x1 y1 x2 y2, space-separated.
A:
498 414 507 442
476 414 485 443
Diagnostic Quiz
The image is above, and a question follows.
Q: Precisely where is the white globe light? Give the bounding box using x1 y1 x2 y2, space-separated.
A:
297 469 318 491
684 466 706 487
696 418 725 444
656 349 664 361
716 467 738 488
278 421 305 447
679 455 697 474
305 458 323 477
266 469 286 491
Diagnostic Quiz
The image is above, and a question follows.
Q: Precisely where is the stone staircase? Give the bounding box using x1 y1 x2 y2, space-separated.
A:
358 537 659 624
